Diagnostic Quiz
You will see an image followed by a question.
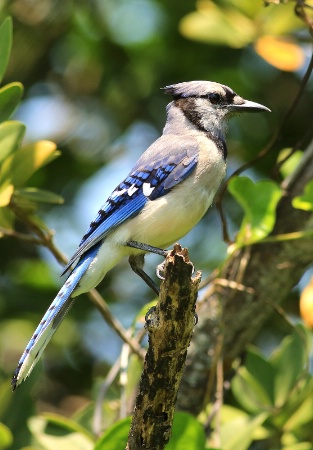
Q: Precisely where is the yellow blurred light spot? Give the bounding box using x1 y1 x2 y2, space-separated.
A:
179 0 255 48
0 183 13 206
255 35 304 72
300 276 313 328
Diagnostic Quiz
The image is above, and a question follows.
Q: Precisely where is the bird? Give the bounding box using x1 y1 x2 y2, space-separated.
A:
12 81 270 389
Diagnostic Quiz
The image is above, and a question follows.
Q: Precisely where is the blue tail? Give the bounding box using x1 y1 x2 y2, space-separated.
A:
12 244 100 390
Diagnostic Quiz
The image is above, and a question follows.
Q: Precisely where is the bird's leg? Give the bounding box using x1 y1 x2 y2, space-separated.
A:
127 240 169 284
128 254 160 295
126 240 168 257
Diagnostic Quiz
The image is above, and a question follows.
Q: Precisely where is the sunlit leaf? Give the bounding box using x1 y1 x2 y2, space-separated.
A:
220 413 268 450
0 183 13 207
0 121 26 164
15 187 64 205
255 36 304 72
278 149 303 179
0 17 12 84
0 141 60 188
228 177 282 246
292 180 313 211
28 415 94 450
42 413 94 440
259 2 303 36
0 83 24 123
179 0 255 48
227 0 263 18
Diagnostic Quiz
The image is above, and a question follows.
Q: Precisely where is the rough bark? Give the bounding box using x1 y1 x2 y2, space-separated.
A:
127 244 201 450
177 139 313 415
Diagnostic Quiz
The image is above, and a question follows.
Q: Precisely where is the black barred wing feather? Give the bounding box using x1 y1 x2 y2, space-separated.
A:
62 138 199 275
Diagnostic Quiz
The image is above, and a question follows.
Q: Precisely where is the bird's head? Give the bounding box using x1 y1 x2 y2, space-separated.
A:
163 81 270 137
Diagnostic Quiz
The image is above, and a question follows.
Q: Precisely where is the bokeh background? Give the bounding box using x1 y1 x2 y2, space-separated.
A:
0 0 312 448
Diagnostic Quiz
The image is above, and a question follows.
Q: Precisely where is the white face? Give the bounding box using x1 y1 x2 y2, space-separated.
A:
165 80 270 138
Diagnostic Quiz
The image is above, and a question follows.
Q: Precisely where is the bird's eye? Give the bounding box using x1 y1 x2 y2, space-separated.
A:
208 93 221 104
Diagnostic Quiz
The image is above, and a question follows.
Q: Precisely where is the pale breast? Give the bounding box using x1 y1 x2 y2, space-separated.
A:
126 136 226 248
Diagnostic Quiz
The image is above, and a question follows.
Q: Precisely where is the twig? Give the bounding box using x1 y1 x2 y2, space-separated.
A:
88 289 146 359
93 356 122 438
0 226 43 245
126 244 201 450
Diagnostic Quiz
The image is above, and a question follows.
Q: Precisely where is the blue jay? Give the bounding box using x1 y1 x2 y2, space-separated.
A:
12 81 270 389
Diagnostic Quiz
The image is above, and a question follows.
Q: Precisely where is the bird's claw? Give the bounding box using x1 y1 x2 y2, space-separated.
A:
156 262 166 280
145 306 159 328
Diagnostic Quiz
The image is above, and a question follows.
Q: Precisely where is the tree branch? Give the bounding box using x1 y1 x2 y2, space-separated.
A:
127 244 201 450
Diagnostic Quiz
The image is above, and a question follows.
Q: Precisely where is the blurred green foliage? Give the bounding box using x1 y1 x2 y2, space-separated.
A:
0 1 312 449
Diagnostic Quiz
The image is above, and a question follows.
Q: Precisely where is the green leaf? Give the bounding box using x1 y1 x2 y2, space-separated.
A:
41 413 94 440
284 378 313 432
0 422 13 449
0 204 14 230
0 17 12 84
0 121 26 164
167 412 206 450
232 347 274 413
259 1 303 36
220 413 268 450
228 177 282 246
94 417 131 450
227 0 263 18
28 415 94 450
0 140 60 188
292 179 313 211
244 348 275 405
15 187 64 205
0 82 24 122
278 149 303 180
232 367 272 414
270 326 309 408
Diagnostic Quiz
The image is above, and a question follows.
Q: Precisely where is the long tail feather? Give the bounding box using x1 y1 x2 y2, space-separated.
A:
12 246 99 390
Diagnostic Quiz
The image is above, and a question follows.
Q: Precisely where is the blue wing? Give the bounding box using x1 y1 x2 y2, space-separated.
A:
61 136 199 275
